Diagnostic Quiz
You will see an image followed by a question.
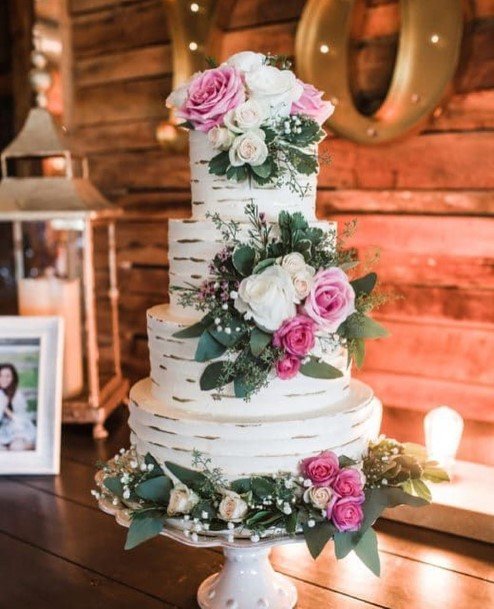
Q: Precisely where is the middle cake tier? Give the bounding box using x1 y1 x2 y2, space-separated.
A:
168 217 337 317
148 304 351 419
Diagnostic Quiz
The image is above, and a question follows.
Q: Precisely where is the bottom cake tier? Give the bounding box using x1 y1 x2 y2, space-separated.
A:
129 378 382 479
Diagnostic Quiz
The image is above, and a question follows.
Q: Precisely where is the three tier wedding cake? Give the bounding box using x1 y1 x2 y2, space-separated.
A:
96 52 447 572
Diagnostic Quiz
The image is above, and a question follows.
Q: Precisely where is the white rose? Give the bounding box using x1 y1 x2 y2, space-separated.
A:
234 265 297 332
218 490 249 522
303 485 335 510
280 252 309 276
226 51 265 74
245 65 304 117
224 99 265 133
208 126 235 150
292 268 315 300
229 130 268 167
167 483 199 516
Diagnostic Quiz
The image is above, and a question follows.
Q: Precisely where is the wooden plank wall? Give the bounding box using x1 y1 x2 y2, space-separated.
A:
66 0 494 464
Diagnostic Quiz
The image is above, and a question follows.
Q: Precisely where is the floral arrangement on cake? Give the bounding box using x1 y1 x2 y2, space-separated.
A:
166 52 334 195
172 203 388 399
94 437 448 576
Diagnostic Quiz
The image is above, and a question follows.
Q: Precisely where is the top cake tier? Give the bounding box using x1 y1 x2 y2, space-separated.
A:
189 131 318 221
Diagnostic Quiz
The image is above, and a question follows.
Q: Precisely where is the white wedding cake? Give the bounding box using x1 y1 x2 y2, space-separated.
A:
129 52 383 479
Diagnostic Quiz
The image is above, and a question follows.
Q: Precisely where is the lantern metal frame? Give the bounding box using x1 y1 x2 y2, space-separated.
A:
0 108 129 439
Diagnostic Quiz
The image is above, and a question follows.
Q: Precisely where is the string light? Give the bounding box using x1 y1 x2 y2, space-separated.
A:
430 34 440 44
190 2 200 12
319 44 330 54
189 41 198 51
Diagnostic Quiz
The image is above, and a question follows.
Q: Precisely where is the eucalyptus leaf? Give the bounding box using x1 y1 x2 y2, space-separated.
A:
422 466 450 483
250 327 272 356
354 527 380 576
253 258 276 274
104 476 124 498
339 314 389 340
200 361 234 391
210 324 246 348
410 478 432 502
195 331 226 362
251 158 273 179
233 245 256 277
300 357 343 380
135 476 172 504
303 521 336 559
164 461 208 493
173 314 213 339
125 515 164 550
208 151 230 176
234 376 256 399
350 272 377 296
352 339 366 369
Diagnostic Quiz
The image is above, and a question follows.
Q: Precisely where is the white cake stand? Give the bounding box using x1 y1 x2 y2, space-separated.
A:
98 495 300 609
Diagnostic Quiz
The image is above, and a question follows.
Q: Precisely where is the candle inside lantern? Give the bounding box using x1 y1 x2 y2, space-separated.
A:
18 275 84 398
424 406 464 477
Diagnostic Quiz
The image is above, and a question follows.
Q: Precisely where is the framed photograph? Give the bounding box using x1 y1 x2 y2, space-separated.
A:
0 316 63 474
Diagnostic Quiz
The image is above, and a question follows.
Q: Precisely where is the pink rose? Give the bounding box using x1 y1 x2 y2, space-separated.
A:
331 495 365 532
333 468 365 498
276 354 301 380
291 80 335 125
304 268 355 332
301 451 339 486
176 66 245 132
272 315 316 357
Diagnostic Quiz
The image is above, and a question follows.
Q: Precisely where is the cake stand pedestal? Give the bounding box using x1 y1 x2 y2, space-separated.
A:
98 495 299 609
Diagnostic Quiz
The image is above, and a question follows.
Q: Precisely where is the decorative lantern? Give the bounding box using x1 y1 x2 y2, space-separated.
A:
0 107 129 439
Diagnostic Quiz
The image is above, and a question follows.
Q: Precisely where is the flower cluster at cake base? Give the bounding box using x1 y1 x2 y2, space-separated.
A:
166 52 334 196
93 438 448 576
172 203 389 399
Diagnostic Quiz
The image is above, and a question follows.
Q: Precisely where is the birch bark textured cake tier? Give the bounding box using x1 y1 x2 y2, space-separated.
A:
129 51 387 481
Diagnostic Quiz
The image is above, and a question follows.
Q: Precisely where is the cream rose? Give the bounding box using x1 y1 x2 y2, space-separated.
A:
218 491 249 522
292 268 315 300
224 99 265 133
234 265 298 332
280 252 311 276
226 51 265 74
208 126 235 150
229 130 268 167
167 483 199 516
303 485 335 510
245 65 303 117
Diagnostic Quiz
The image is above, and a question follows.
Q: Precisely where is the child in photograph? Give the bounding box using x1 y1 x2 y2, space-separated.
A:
0 363 37 451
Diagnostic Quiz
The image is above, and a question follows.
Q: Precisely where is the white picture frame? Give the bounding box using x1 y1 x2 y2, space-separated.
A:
0 316 64 474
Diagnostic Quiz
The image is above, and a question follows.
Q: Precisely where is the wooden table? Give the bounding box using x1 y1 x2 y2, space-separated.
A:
2 407 493 609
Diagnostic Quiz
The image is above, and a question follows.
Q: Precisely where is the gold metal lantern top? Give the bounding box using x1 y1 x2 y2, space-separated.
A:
0 106 128 440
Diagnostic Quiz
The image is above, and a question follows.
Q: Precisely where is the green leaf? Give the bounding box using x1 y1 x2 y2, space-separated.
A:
245 510 273 527
104 476 124 498
226 165 248 181
200 361 234 391
338 455 357 468
352 339 366 368
135 476 172 504
210 324 246 348
350 272 377 297
422 466 450 484
233 245 256 276
125 515 164 550
333 532 354 559
285 511 298 534
144 453 164 476
410 479 432 502
230 478 252 494
250 327 272 356
209 151 230 176
251 158 273 179
354 528 380 576
252 258 276 274
300 357 343 380
303 521 336 559
191 500 216 521
164 461 208 493
251 477 275 498
195 331 226 362
234 376 256 399
340 313 389 340
173 314 213 339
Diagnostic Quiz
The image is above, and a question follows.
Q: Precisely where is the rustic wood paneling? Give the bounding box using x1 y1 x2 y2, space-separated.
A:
64 0 494 463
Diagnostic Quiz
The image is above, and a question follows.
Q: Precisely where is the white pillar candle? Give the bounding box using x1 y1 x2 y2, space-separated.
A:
18 276 84 399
